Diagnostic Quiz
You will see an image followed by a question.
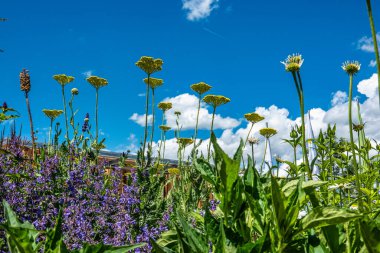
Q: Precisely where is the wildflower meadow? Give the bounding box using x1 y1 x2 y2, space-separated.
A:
1 1 380 252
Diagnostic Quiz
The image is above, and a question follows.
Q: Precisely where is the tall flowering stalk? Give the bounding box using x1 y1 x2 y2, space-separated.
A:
203 95 230 161
159 125 171 161
190 82 212 149
53 74 75 144
281 54 312 179
42 109 63 146
342 60 363 211
136 56 163 155
20 69 36 156
145 77 164 146
86 76 108 145
259 126 277 174
365 0 380 107
69 88 79 131
247 136 259 165
158 102 172 159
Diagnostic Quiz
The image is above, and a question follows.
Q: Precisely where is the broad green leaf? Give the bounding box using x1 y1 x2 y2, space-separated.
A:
359 218 380 253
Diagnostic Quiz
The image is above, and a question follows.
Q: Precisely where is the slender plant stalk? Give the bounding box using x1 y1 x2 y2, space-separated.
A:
162 131 167 161
95 88 99 144
348 74 363 211
143 75 150 155
25 91 36 156
193 93 202 149
293 71 312 180
251 143 255 165
366 0 380 107
150 88 155 147
61 86 69 143
244 123 254 146
48 118 53 146
207 106 216 161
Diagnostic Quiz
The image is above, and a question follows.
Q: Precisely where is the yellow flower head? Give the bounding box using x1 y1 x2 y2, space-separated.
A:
174 111 181 116
244 112 264 123
177 137 194 147
342 61 361 75
158 102 173 111
259 127 277 138
159 125 171 132
135 56 163 75
203 95 231 108
42 109 63 120
191 82 212 95
86 76 108 89
281 53 304 72
53 74 75 86
144 77 164 89
168 167 180 175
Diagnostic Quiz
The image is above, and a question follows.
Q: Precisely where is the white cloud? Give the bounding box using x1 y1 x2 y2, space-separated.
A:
82 70 93 78
357 33 380 52
115 133 140 153
369 60 377 67
162 93 241 131
331 90 347 106
182 0 219 21
138 93 145 97
129 113 152 127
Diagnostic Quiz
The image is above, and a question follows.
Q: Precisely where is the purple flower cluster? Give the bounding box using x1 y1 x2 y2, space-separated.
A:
82 113 90 132
0 134 169 252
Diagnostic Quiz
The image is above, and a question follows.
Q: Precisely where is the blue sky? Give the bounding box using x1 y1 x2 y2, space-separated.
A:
1 0 379 156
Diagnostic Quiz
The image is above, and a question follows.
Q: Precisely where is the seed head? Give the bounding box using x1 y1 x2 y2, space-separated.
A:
191 82 212 95
20 69 31 92
247 136 259 145
281 53 304 72
342 61 361 75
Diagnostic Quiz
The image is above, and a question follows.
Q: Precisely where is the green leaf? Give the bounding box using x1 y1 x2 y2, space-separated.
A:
359 217 380 253
271 176 286 237
300 207 362 232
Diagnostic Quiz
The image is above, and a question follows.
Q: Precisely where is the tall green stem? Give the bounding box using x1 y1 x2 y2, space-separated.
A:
48 118 53 146
61 86 69 143
294 72 312 180
143 75 150 155
95 88 99 144
348 74 363 211
207 106 216 161
25 91 36 157
150 88 155 147
193 93 202 149
244 123 254 146
251 143 255 165
366 0 380 107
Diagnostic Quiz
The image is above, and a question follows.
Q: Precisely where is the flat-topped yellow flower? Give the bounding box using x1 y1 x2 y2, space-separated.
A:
159 125 171 132
352 123 364 132
168 168 180 175
174 111 181 116
244 112 264 123
191 82 212 95
158 102 172 111
53 74 75 86
259 127 277 138
136 56 163 75
342 61 361 75
144 77 163 89
203 95 231 108
177 137 194 147
281 53 304 72
42 109 63 120
86 76 108 89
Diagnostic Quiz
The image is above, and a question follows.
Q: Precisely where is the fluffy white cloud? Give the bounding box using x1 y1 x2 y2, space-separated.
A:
82 70 93 78
163 93 240 131
357 33 380 52
129 113 152 127
369 60 376 67
182 0 219 21
331 90 347 106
